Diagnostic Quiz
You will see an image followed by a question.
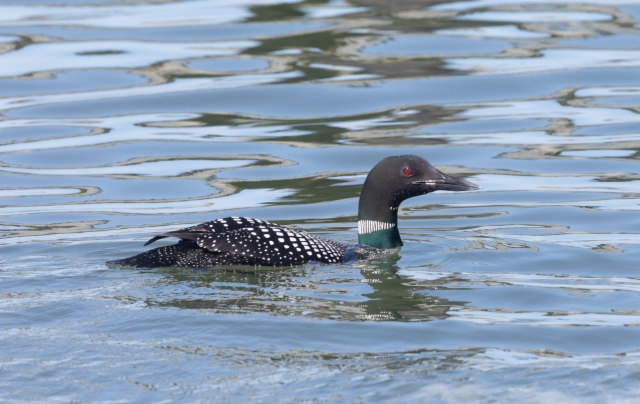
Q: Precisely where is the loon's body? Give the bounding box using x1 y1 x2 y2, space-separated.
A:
108 155 479 268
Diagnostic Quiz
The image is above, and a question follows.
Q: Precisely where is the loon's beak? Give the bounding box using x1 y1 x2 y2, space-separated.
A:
413 170 481 192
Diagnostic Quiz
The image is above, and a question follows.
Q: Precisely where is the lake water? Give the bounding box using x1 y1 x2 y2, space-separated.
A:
2 0 640 402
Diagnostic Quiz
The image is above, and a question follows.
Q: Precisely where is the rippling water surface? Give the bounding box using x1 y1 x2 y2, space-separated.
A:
3 0 640 401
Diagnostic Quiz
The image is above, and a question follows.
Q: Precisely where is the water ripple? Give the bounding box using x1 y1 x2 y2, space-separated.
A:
3 0 640 401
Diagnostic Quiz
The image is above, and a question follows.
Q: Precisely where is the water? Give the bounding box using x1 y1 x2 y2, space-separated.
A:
2 0 640 401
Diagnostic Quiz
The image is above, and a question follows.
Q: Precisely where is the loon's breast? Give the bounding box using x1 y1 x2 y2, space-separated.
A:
108 216 354 268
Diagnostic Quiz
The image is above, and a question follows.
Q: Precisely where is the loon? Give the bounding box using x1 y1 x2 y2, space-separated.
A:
108 155 479 268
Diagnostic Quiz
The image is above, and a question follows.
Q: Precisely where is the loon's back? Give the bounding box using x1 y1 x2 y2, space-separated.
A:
108 216 358 268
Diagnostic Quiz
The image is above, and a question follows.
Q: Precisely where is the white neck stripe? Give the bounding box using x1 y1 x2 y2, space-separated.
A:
358 220 396 234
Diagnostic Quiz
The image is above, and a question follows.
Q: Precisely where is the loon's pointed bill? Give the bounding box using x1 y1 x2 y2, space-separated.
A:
108 155 481 268
413 169 481 192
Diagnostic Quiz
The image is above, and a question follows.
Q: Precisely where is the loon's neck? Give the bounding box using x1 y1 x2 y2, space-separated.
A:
357 189 402 249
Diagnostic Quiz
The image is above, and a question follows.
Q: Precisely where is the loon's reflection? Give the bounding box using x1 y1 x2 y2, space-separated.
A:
149 253 461 322
354 254 453 321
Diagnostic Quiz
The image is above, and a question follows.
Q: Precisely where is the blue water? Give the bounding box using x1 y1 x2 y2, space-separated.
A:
2 0 640 402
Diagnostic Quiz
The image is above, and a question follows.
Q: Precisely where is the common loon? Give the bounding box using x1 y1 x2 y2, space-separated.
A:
108 155 479 268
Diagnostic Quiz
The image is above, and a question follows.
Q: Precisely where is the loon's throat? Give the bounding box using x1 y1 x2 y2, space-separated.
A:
357 204 402 249
357 222 402 249
357 173 407 249
358 219 396 234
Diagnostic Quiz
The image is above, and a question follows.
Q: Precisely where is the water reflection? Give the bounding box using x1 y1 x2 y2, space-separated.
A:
456 11 614 22
0 0 302 27
151 253 458 322
0 40 258 77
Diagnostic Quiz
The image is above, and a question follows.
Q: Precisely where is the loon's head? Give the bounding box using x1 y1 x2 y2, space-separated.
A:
357 155 480 249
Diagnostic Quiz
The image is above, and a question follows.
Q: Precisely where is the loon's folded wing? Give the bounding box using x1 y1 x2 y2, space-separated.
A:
143 216 276 246
191 225 345 265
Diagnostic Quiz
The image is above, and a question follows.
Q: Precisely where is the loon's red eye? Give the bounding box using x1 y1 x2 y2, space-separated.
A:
402 167 413 177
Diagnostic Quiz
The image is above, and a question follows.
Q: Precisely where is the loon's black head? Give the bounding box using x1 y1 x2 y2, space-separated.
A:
358 155 480 249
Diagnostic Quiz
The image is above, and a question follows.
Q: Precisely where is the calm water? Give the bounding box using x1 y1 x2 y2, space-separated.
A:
2 0 640 402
